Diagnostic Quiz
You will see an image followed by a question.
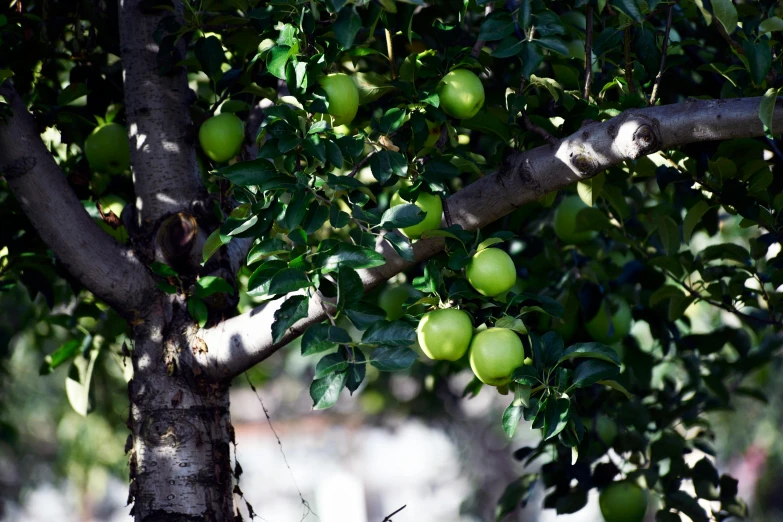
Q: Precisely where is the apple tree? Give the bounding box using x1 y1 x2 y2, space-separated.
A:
1 0 783 521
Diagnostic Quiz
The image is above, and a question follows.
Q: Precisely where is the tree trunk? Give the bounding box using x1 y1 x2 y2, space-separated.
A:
128 300 235 522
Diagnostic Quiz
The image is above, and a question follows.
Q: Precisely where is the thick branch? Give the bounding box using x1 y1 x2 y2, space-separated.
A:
194 96 783 380
0 82 157 316
120 0 202 224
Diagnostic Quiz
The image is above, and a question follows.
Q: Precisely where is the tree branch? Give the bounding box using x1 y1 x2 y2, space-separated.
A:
0 82 157 317
193 96 783 380
120 0 202 225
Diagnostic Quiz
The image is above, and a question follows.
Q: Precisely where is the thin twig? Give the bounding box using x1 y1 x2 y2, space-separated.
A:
583 5 593 100
385 29 397 79
381 505 407 521
348 150 376 177
244 373 318 521
472 3 495 57
623 26 636 92
715 18 744 55
521 110 558 146
650 4 674 106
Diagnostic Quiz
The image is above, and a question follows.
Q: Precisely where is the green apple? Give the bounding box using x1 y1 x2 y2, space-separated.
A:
85 123 130 175
390 191 443 239
437 69 485 120
553 195 597 244
466 248 517 297
417 308 474 361
586 297 632 345
199 113 245 163
599 481 648 522
378 283 422 320
469 328 525 386
96 194 128 243
319 73 359 126
594 415 618 446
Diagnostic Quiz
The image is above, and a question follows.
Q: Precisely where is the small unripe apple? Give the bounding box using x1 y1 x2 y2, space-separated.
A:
585 297 632 345
199 113 245 163
599 481 648 522
319 73 359 126
553 195 597 244
378 283 422 320
390 191 442 239
85 123 131 175
437 69 485 120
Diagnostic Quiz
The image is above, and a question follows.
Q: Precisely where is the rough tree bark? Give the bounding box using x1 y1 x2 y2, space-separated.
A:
0 2 782 519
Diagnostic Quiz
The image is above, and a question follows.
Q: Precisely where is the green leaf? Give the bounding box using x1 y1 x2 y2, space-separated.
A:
247 238 288 265
491 37 526 59
495 315 528 335
325 139 344 168
478 13 516 41
370 150 408 183
369 345 418 371
711 0 738 35
188 297 209 328
222 159 294 188
759 87 780 139
268 268 311 295
657 215 680 256
346 347 366 394
577 172 604 207
610 0 644 22
495 475 539 521
309 371 347 410
384 231 415 262
195 276 234 298
512 365 539 386
477 237 505 251
149 261 178 277
502 403 524 437
683 201 713 243
599 380 633 399
65 346 99 416
559 343 620 365
315 351 349 379
344 305 387 330
57 83 90 106
542 398 570 440
317 243 386 272
333 6 362 49
378 107 407 134
271 295 309 343
380 203 425 229
743 39 772 86
362 320 416 346
353 71 396 104
336 266 363 313
40 338 86 375
572 360 620 388
195 35 225 79
759 16 783 34
301 324 352 356
650 285 685 308
246 260 286 297
267 45 293 80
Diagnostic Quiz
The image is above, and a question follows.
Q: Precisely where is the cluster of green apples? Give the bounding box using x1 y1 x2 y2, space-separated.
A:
414 245 524 385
